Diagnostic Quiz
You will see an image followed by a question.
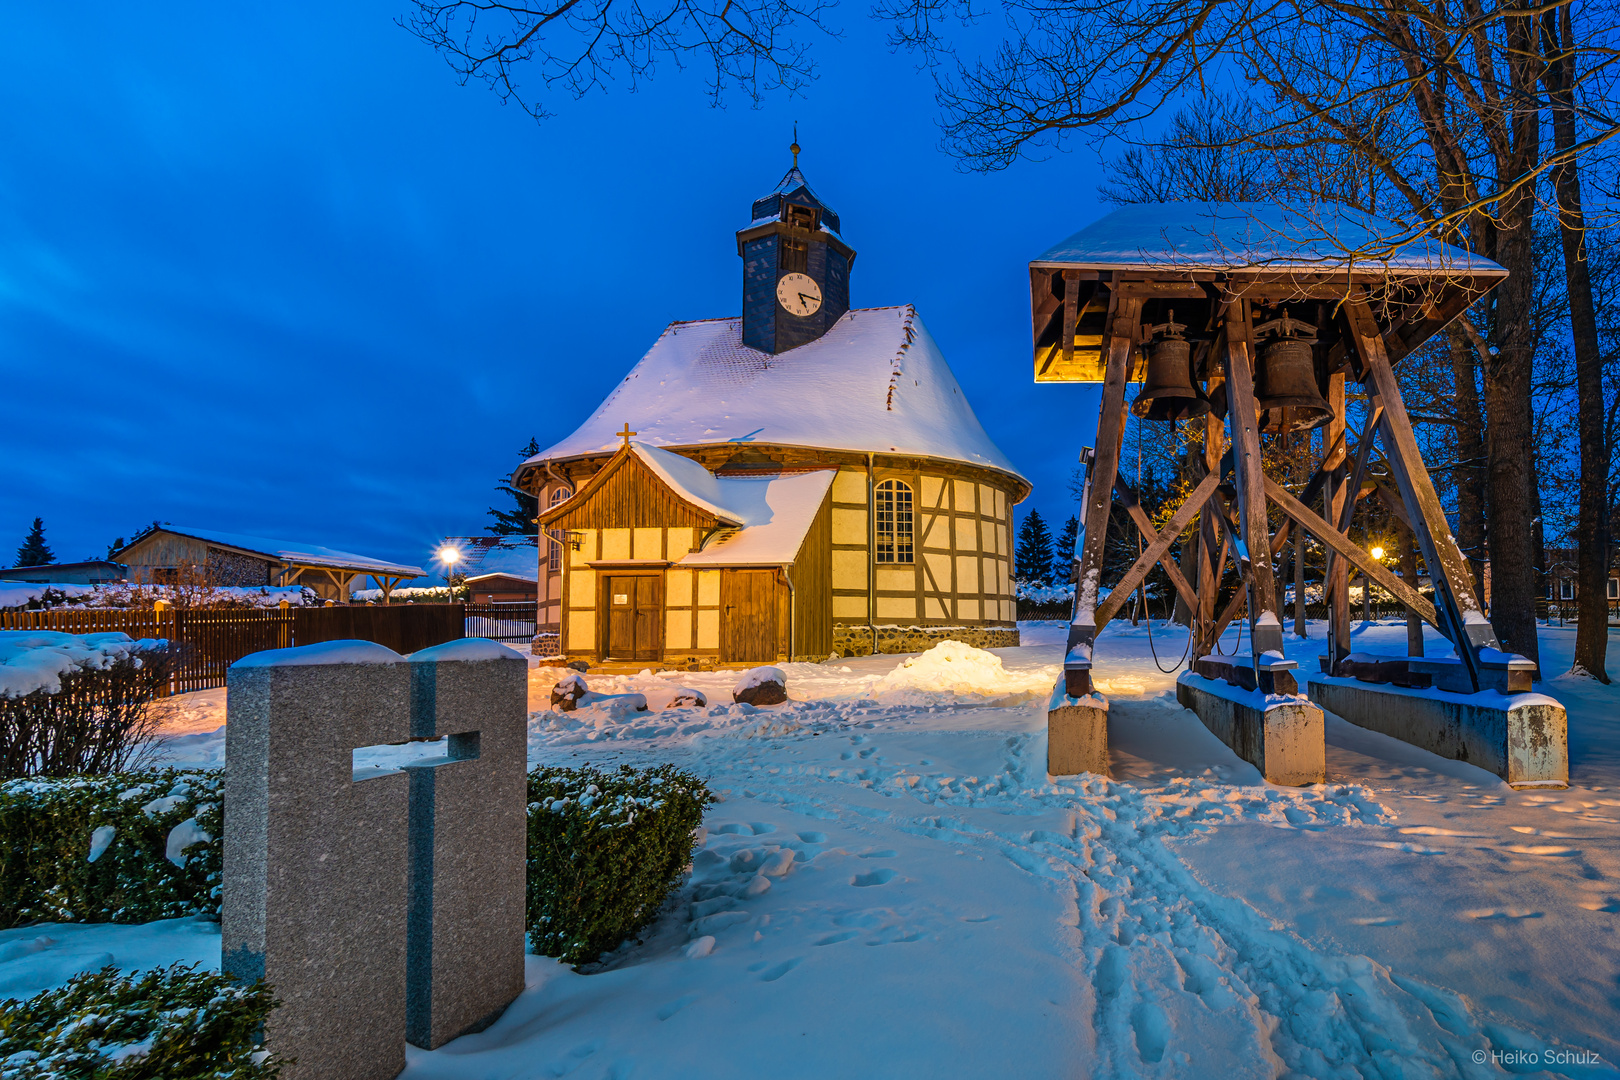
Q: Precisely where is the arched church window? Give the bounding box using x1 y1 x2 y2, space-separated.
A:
546 488 572 572
874 480 914 564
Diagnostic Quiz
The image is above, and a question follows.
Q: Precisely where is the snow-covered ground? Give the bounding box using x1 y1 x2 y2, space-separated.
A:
4 621 1618 1078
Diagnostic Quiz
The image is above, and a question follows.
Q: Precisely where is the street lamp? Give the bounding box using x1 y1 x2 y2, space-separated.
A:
437 544 463 599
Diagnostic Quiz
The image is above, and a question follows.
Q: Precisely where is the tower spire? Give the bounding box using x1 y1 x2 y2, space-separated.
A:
791 123 800 168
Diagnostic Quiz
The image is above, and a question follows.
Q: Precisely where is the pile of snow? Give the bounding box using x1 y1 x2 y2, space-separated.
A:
867 640 1053 702
0 631 165 698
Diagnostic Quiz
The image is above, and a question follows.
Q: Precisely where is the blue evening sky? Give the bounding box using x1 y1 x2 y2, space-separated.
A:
0 2 1111 579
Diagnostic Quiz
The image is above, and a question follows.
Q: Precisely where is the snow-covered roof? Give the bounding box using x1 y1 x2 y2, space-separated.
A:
145 526 425 578
462 538 539 583
1033 202 1508 275
524 307 1024 484
633 444 745 526
679 471 836 567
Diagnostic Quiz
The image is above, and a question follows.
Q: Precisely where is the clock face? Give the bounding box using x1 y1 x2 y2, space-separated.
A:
776 272 823 317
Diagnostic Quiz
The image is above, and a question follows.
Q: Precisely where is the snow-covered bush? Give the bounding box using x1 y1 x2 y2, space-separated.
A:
526 764 712 965
0 582 316 612
0 964 279 1078
0 769 221 930
349 586 465 603
0 634 173 780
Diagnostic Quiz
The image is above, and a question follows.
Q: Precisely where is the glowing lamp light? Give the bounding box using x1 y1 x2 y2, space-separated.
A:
1370 546 1385 560
437 545 463 566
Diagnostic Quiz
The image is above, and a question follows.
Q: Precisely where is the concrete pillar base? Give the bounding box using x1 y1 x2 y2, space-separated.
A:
1176 672 1325 786
1047 680 1109 776
1307 674 1567 789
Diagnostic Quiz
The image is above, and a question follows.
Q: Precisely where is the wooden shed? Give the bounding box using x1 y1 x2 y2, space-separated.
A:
539 441 833 665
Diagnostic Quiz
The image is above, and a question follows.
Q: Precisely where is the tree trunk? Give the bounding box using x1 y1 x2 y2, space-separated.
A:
1545 4 1611 681
1450 329 1489 596
1480 13 1545 671
1404 533 1424 657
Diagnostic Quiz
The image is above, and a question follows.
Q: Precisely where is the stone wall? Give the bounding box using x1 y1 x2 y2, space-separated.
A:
832 623 1020 657
531 632 561 658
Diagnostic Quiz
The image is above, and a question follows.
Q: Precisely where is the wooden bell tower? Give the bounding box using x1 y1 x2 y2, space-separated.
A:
737 140 856 354
1032 203 1567 790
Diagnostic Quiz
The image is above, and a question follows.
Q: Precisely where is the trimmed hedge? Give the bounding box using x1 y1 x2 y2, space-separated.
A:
0 770 221 930
527 764 711 964
2 762 708 967
0 964 280 1079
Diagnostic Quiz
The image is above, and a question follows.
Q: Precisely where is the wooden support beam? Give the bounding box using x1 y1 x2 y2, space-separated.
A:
1220 298 1284 660
1065 297 1144 694
1263 475 1439 626
1097 471 1220 626
1061 270 1079 370
1346 297 1500 690
1195 378 1228 656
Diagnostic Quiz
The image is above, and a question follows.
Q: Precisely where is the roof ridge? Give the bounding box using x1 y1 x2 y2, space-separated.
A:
885 304 919 412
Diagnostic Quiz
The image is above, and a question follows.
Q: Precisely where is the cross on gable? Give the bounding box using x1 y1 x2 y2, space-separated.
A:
618 423 638 447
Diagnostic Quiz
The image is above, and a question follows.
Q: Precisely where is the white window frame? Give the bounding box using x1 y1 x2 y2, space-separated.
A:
874 479 914 565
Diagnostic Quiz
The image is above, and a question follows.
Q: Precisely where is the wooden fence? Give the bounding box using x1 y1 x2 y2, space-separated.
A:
0 605 468 694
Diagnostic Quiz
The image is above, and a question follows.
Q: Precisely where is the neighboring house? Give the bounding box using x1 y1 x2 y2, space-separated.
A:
113 525 424 602
0 560 126 585
442 537 540 603
518 158 1029 665
1544 546 1620 603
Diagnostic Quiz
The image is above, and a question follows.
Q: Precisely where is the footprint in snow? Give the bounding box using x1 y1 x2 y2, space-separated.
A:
814 931 859 946
657 994 699 1020
858 849 897 859
851 868 897 887
1464 909 1543 920
760 957 803 981
796 831 827 844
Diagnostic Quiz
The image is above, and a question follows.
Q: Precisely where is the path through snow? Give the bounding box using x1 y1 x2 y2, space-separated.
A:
4 622 1616 1078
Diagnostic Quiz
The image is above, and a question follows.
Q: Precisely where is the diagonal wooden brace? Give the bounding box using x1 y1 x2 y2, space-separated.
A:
1096 471 1219 625
1263 475 1438 626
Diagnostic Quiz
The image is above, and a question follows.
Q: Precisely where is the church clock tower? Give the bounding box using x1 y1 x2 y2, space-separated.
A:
737 141 856 354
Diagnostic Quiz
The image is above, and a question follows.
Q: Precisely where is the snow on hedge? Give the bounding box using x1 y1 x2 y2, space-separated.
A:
0 631 165 699
0 583 317 611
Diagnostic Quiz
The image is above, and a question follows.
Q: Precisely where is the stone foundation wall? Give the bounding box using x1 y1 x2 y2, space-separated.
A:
531 632 561 658
832 623 1020 657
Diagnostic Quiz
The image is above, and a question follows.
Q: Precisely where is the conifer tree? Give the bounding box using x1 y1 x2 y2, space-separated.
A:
1057 516 1079 576
487 437 542 537
1015 511 1055 586
14 518 54 567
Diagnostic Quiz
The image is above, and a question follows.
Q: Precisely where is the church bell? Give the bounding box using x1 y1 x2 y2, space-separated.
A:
1254 312 1333 433
1131 313 1210 422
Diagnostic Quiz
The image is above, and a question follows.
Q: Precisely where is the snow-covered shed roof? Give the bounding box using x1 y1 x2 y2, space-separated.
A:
523 306 1024 485
1032 202 1508 276
679 470 836 567
137 526 424 578
632 444 746 526
462 538 539 584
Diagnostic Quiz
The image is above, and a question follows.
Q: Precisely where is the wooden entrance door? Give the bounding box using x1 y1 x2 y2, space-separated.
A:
605 575 661 661
721 570 779 663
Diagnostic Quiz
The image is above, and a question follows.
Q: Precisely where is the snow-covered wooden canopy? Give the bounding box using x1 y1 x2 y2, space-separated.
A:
1030 202 1507 383
518 305 1025 487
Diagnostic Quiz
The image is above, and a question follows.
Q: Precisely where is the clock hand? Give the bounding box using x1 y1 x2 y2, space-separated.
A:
799 293 816 305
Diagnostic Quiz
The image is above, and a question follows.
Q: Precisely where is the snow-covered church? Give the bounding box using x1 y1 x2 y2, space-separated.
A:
517 156 1029 665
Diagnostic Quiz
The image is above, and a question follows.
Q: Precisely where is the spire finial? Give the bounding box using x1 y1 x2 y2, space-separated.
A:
790 123 800 168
